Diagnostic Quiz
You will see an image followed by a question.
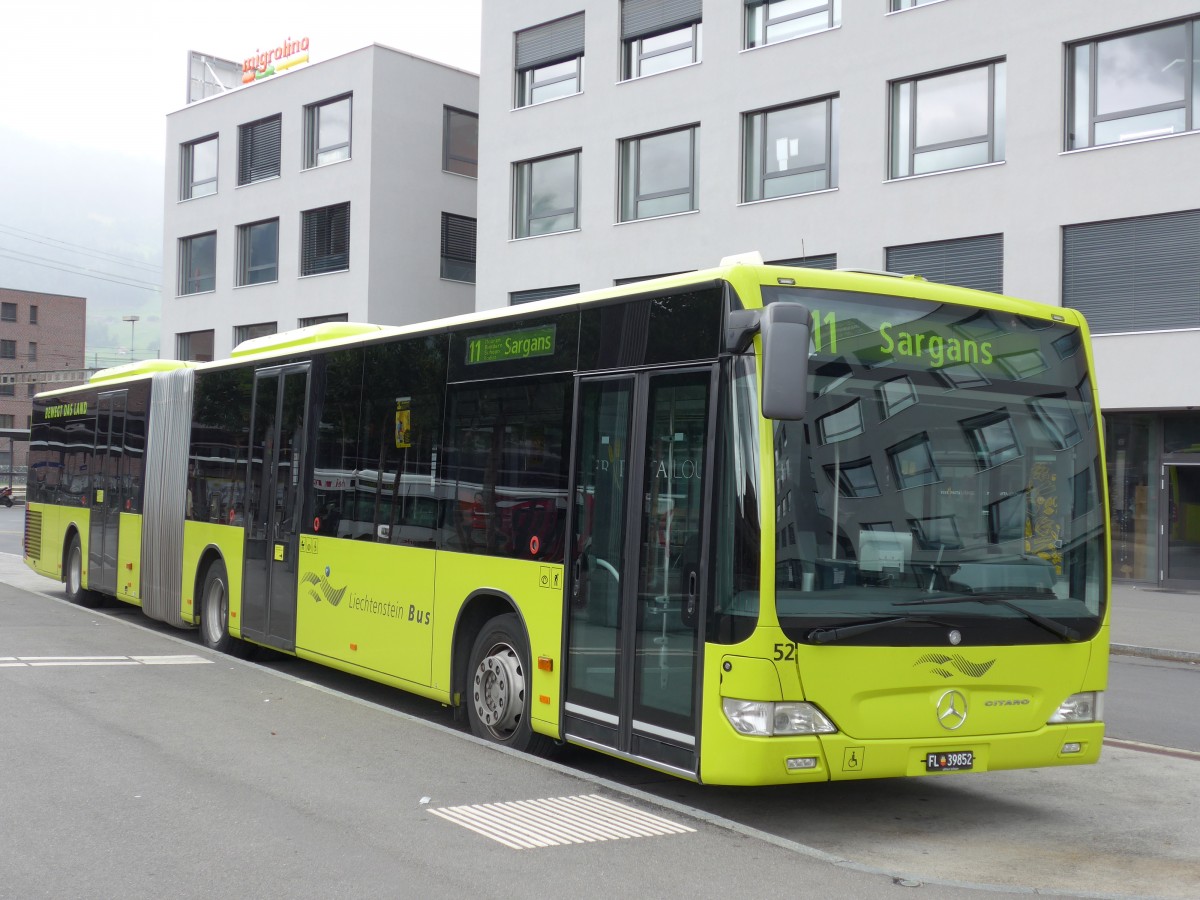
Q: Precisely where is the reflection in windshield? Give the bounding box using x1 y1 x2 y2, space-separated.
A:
764 287 1106 646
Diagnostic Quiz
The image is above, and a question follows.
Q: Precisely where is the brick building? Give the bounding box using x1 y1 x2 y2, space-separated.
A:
0 288 87 471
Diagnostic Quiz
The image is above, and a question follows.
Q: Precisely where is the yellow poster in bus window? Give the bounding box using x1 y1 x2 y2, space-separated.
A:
395 397 411 449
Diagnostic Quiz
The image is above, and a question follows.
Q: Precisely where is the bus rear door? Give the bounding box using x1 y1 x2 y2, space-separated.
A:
242 364 310 651
88 390 127 595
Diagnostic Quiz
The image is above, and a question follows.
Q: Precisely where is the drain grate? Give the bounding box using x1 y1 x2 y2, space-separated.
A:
427 793 696 850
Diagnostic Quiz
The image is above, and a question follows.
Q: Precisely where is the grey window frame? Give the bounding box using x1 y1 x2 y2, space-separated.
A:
27 341 37 362
300 202 351 276
0 340 14 359
304 94 352 169
442 107 479 177
298 314 349 327
624 21 702 79
233 322 278 347
440 212 477 283
890 0 945 10
238 114 282 185
29 305 37 324
181 134 218 200
513 151 580 238
743 95 839 201
236 218 280 286
515 13 585 107
178 231 217 296
176 330 214 362
1066 17 1200 150
619 125 698 222
745 0 840 49
0 302 15 323
890 59 1006 179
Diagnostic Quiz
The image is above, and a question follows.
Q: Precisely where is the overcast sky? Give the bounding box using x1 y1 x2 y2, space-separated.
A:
0 1 482 365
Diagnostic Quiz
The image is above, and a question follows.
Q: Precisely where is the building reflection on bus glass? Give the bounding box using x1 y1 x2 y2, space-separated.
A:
763 287 1106 647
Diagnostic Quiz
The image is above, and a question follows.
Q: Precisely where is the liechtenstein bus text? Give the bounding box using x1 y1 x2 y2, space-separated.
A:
23 260 1109 785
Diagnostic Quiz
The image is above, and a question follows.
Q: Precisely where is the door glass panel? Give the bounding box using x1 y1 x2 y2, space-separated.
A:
1166 465 1200 582
632 373 709 738
567 379 633 719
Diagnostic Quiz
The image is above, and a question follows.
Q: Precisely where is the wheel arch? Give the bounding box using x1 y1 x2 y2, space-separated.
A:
61 522 84 582
450 588 528 709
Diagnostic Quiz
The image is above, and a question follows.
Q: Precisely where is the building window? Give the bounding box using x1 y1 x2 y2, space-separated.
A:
1064 209 1200 334
27 384 36 398
27 342 36 362
746 1 839 49
238 114 282 185
181 135 218 199
768 253 837 269
0 302 15 322
515 13 585 107
510 285 580 305
621 0 702 79
299 314 349 327
234 323 277 346
1 340 17 359
890 60 1006 178
301 203 350 276
0 385 13 398
743 96 838 201
0 415 13 429
29 305 37 324
178 232 217 295
620 126 698 221
1067 18 1200 150
177 330 215 362
443 107 479 177
440 213 477 283
514 151 579 238
890 0 943 10
886 233 1003 293
305 94 352 168
237 219 279 286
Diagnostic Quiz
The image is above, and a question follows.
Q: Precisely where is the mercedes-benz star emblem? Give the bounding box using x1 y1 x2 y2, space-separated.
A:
937 689 968 731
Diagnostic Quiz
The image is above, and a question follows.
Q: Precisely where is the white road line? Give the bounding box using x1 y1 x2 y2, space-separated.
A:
0 655 213 667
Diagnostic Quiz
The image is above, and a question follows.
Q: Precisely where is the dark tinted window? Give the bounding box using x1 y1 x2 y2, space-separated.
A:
189 367 254 523
579 286 722 370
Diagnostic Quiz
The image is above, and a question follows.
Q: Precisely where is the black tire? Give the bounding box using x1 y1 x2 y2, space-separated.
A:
1 496 12 508
465 613 553 756
64 533 103 608
199 560 251 657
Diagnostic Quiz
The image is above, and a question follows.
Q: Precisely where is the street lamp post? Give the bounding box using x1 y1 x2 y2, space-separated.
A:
122 315 140 360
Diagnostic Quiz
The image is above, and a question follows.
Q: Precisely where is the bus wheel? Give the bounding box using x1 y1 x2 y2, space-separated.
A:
466 614 552 755
200 560 249 656
64 534 102 608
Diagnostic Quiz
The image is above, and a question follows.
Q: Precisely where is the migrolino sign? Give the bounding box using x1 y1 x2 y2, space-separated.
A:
243 37 310 83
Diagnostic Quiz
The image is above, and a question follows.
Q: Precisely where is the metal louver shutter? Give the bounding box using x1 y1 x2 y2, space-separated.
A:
510 285 580 305
1063 210 1200 334
301 203 350 276
621 0 702 40
769 253 838 270
516 13 585 70
238 115 281 185
886 234 1003 293
441 214 476 263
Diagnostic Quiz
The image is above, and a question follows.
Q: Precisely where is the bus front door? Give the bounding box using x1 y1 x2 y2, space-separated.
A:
88 390 126 596
242 365 310 651
565 369 713 777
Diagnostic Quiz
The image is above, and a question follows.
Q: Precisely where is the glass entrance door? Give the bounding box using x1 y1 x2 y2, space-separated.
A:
88 390 126 595
242 365 310 650
1163 463 1200 586
565 369 713 774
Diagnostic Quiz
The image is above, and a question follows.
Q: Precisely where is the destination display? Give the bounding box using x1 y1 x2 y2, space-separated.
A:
465 324 556 365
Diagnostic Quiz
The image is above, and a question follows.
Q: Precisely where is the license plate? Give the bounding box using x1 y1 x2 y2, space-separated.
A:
926 750 974 772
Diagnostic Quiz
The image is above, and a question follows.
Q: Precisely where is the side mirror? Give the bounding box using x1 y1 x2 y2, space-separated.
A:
760 303 811 421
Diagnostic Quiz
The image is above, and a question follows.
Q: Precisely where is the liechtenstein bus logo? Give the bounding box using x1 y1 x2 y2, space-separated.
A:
914 653 996 679
301 571 346 607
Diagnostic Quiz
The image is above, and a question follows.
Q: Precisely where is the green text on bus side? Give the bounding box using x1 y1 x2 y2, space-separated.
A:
44 401 89 419
467 324 556 365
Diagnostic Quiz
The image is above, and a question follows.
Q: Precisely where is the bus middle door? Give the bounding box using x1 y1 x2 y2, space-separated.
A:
88 390 126 596
242 364 310 651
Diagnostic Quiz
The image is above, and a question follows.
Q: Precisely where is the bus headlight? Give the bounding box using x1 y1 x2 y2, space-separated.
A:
1048 691 1103 724
722 699 837 736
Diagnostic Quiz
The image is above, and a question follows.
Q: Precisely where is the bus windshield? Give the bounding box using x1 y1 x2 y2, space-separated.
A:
764 285 1106 647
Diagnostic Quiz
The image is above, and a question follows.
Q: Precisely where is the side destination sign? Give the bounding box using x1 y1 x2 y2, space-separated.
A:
466 324 556 365
44 401 88 419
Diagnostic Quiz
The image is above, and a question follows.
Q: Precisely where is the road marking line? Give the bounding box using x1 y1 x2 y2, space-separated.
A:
0 654 213 668
428 793 695 850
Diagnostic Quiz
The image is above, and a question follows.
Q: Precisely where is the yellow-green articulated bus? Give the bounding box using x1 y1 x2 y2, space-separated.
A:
24 256 1109 785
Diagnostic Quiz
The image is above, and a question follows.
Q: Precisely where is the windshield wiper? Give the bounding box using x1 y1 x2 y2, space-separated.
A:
807 615 955 645
894 594 1081 642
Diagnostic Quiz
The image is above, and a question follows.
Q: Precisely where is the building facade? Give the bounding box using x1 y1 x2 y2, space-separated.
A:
162 44 479 362
0 287 86 470
476 0 1200 588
